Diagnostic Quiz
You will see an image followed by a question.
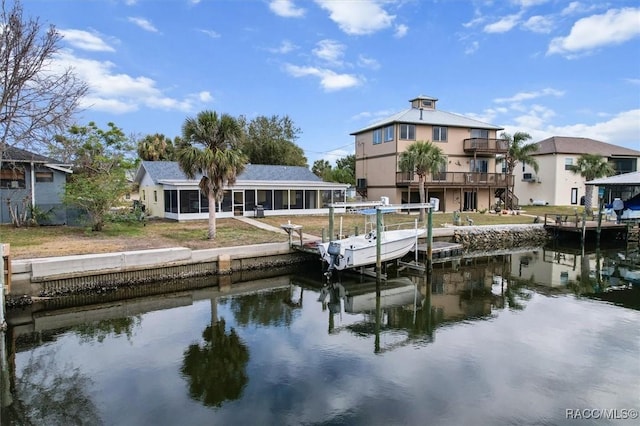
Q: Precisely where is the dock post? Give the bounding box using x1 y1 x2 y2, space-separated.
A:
596 198 603 247
427 206 433 273
0 243 5 331
329 206 334 241
376 208 382 281
581 209 587 246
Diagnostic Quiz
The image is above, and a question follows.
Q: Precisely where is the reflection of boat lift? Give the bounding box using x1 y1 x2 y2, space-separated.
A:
317 277 428 353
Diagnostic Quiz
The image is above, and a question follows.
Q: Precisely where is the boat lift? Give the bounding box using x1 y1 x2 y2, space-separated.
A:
326 202 435 281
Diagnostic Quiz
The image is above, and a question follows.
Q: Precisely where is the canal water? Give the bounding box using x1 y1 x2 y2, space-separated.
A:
1 246 639 425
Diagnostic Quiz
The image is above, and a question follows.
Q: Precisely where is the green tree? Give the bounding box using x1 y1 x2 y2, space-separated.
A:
62 122 134 231
498 131 539 209
177 110 247 239
398 141 446 222
137 133 176 161
239 114 307 166
570 153 614 215
312 159 331 179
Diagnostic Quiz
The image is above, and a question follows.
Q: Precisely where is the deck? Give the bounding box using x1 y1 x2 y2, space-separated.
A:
542 213 633 243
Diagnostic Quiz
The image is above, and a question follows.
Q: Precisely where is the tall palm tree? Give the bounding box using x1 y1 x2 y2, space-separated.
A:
498 131 539 209
570 153 614 215
398 140 446 222
176 110 247 239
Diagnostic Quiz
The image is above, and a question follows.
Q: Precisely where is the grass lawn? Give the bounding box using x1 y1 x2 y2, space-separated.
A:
0 205 587 259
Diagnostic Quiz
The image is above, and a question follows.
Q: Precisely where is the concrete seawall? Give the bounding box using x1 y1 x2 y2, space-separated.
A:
7 224 550 300
9 242 315 298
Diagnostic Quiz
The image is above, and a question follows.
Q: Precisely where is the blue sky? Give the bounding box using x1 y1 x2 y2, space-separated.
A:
26 0 640 166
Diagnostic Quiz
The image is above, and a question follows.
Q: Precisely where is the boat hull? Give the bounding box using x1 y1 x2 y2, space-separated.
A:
318 229 425 271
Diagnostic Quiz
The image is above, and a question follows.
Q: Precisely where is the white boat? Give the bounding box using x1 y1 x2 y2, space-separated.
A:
317 208 425 274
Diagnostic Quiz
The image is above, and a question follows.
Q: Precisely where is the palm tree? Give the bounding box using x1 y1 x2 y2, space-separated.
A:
176 110 247 239
498 131 539 209
398 140 446 222
570 153 614 215
137 133 175 161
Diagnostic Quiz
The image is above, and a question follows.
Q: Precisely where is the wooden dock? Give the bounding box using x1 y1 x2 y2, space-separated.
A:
542 213 631 243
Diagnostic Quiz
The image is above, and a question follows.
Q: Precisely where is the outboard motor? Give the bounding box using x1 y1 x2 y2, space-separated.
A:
324 241 342 281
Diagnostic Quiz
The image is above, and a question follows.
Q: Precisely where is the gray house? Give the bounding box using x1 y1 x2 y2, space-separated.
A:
134 161 349 220
0 146 72 225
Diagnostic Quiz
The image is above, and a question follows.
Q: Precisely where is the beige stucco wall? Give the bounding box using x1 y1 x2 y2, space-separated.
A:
515 154 586 206
355 121 503 211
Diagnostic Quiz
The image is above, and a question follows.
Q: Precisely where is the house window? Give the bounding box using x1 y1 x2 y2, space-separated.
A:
470 159 488 173
565 158 574 170
571 188 578 205
0 165 26 188
153 190 157 202
384 125 394 142
470 129 489 138
373 129 382 145
399 124 415 140
35 171 54 182
164 190 177 213
433 126 447 142
180 190 201 213
421 99 433 108
142 190 146 201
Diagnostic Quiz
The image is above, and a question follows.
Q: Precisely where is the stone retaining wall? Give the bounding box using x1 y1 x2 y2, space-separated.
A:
451 224 548 251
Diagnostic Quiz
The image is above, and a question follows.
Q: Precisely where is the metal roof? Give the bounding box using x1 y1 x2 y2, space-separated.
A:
136 161 334 185
351 104 503 135
533 136 640 156
586 171 640 186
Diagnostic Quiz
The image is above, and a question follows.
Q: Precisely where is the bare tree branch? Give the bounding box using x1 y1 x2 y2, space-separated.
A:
0 0 87 157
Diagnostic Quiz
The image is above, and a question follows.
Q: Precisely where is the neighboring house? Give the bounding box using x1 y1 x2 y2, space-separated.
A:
134 161 349 220
0 146 73 225
513 137 640 207
353 95 508 212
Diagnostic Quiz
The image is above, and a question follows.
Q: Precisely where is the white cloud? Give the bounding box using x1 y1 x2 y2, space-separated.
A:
314 0 395 35
512 0 549 8
547 8 640 56
269 0 305 18
394 24 408 38
55 51 198 114
483 13 522 33
59 29 115 52
357 55 380 70
283 64 362 91
313 40 345 66
464 40 479 55
80 96 138 114
127 17 159 33
198 29 221 39
522 15 554 34
197 91 213 102
268 40 298 54
561 1 598 16
494 88 565 104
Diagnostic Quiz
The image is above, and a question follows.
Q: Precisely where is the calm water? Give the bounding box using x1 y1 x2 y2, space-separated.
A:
2 246 639 426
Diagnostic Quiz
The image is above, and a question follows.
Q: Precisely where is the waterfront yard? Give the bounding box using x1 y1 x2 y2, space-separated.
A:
0 205 585 259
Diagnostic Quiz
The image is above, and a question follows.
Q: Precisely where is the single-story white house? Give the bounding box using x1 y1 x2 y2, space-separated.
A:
134 161 350 221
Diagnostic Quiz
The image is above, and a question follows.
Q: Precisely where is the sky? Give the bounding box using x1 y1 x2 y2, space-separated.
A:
23 0 640 166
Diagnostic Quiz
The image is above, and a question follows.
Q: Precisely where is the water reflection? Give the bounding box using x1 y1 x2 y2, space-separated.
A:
1 246 638 425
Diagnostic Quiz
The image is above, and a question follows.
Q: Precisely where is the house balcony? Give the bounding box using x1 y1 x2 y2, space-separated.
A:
463 138 509 155
396 171 513 187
